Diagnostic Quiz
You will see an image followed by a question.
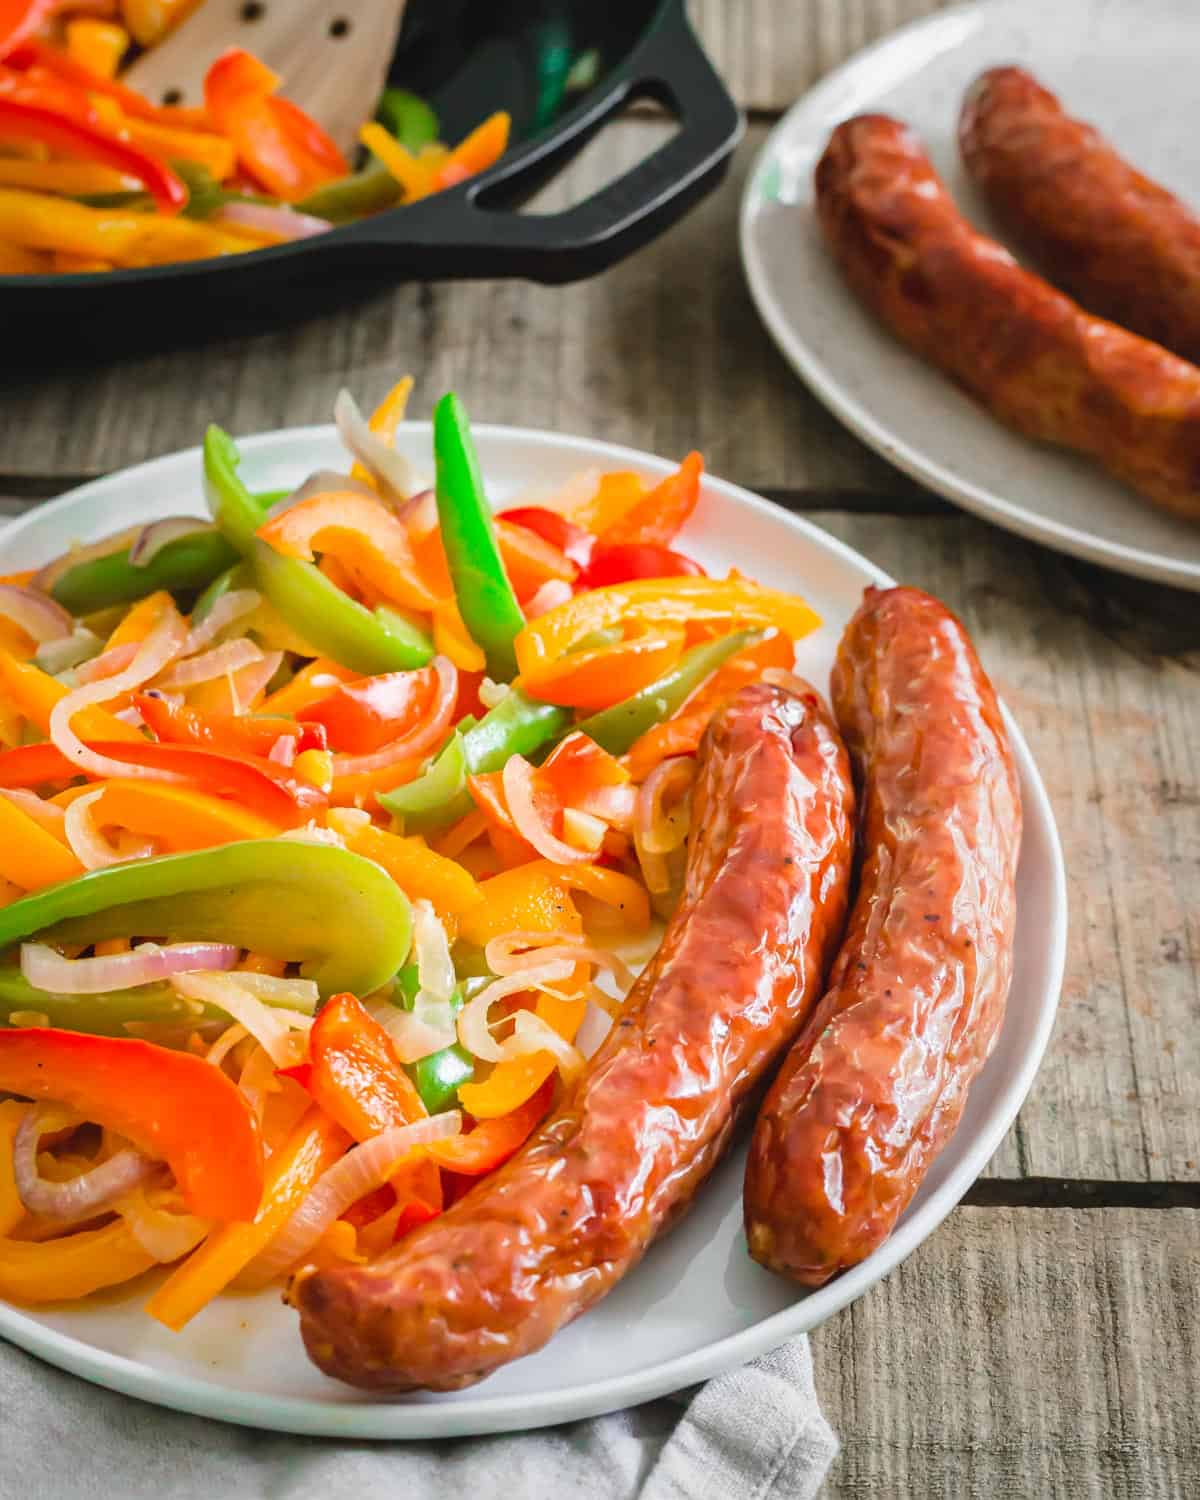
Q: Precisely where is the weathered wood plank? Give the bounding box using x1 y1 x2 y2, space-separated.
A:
0 121 922 500
689 0 957 115
812 1205 1200 1498
815 511 1200 1183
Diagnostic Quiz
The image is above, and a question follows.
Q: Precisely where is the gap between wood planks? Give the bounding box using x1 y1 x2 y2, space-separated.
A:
964 1178 1200 1210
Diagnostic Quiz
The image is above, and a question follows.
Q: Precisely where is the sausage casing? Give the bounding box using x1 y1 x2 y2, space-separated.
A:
815 113 1200 523
744 587 1021 1285
293 681 855 1390
960 65 1200 362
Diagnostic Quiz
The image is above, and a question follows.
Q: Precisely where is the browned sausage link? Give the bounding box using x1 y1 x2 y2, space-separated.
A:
744 587 1021 1286
961 66 1200 362
815 114 1200 523
293 681 855 1391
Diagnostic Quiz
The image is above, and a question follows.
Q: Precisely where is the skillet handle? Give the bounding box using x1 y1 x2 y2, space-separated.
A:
343 0 743 283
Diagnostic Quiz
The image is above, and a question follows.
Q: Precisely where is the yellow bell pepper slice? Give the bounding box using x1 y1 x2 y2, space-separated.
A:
515 578 821 682
123 118 236 181
66 18 130 77
348 375 413 490
0 648 142 742
0 796 84 890
0 159 138 196
433 599 487 673
457 1051 557 1120
146 1108 349 1330
0 1101 29 1237
359 123 431 200
553 862 651 935
52 252 115 273
340 822 484 920
0 238 52 273
105 589 173 650
0 188 249 265
88 779 280 851
260 658 358 716
457 861 582 948
0 613 35 660
0 1218 156 1304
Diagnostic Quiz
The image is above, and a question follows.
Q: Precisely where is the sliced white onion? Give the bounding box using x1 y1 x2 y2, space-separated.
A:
502 754 591 865
237 1041 281 1119
184 588 261 655
49 604 189 782
575 782 637 831
636 757 695 857
334 388 414 504
477 676 509 710
115 829 158 861
156 637 262 689
129 518 217 568
216 201 332 241
279 822 344 847
326 806 371 839
225 648 283 714
251 1112 461 1282
74 641 138 685
33 526 142 594
396 487 436 535
205 1022 249 1068
561 806 606 853
266 469 375 520
525 579 574 619
501 1009 584 1082
455 964 575 1062
268 734 297 765
412 898 455 1005
36 626 104 676
169 972 310 1067
331 655 458 778
575 1000 614 1060
0 583 73 643
64 786 123 870
369 1001 456 1064
115 1187 210 1262
112 704 146 728
13 1105 158 1222
20 940 239 994
484 931 633 990
228 971 319 1014
0 787 65 835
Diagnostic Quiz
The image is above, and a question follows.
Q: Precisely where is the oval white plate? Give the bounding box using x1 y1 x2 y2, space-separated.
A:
741 0 1200 591
0 423 1066 1437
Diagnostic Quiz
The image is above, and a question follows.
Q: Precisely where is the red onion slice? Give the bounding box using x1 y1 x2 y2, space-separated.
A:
156 638 262 689
75 642 139 685
0 584 74 644
14 1104 159 1223
215 202 332 242
129 518 218 568
20 941 239 994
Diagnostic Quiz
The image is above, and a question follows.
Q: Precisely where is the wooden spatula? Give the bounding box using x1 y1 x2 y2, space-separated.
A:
123 0 409 156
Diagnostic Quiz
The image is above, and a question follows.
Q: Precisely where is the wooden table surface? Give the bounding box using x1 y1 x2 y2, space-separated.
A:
3 3 1198 1494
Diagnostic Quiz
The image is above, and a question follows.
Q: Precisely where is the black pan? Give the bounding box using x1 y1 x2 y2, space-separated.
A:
4 0 740 344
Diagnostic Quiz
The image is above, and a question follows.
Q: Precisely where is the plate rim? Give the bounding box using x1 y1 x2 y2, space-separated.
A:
738 0 1200 594
0 422 1068 1438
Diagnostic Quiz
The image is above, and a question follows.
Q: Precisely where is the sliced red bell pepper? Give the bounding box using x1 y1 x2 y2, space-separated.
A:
297 669 432 755
10 39 212 129
0 1029 263 1221
0 739 326 826
204 49 348 201
0 96 187 213
426 1076 555 1175
599 452 703 547
0 2 55 64
391 1197 439 1241
496 507 595 568
134 692 328 759
307 992 427 1141
580 542 705 589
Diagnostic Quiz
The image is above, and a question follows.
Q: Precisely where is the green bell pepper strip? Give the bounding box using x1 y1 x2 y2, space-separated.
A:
0 841 412 1000
577 629 762 755
48 527 239 615
204 425 433 675
295 156 400 223
390 962 475 1114
433 393 525 681
173 160 280 221
379 689 571 834
375 89 439 151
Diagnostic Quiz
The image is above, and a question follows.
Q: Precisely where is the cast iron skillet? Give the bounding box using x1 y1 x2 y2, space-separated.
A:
5 0 740 342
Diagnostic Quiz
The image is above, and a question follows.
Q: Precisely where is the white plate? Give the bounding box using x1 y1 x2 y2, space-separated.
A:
740 0 1200 591
0 424 1066 1438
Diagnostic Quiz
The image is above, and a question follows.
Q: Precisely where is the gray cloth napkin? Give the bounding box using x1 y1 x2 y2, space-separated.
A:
0 1333 836 1500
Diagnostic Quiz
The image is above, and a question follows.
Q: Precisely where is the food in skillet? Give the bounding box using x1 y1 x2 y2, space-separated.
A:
0 2 511 273
815 113 1200 524
744 586 1021 1284
961 66 1200 363
0 379 826 1336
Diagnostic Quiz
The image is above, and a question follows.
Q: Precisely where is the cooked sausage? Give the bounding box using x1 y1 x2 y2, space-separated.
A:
815 113 1200 523
961 65 1200 362
292 681 855 1390
744 586 1021 1285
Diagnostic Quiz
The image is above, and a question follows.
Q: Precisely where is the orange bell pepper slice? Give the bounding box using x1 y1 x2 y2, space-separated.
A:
298 669 433 755
600 453 703 547
65 19 129 79
204 48 347 201
339 822 484 921
457 861 583 948
82 778 281 851
551 861 651 935
132 692 327 760
0 1099 28 1236
260 658 358 717
515 577 821 681
427 1075 554 1174
520 622 686 709
147 1107 348 1327
0 793 82 889
624 630 797 780
495 518 578 604
0 647 142 741
105 588 173 649
431 110 510 190
0 1030 264 1221
0 1216 157 1304
457 1050 557 1120
0 1 54 63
